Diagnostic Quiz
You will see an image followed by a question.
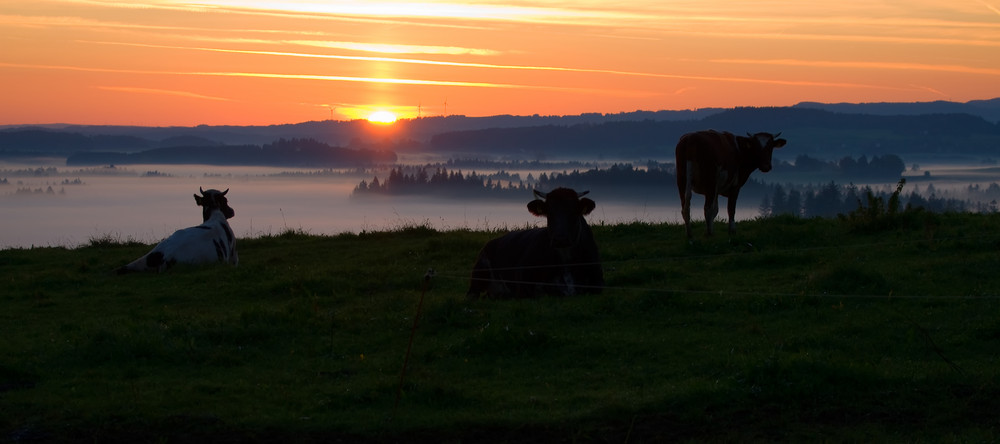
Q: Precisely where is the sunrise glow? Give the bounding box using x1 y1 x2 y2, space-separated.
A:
1 1 999 126
367 110 397 124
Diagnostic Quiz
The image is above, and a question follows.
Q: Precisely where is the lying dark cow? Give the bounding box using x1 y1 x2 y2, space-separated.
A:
118 187 238 273
675 130 786 238
467 188 604 298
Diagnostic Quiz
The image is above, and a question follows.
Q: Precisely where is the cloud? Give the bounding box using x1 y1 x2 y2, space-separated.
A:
284 40 500 56
189 71 527 89
96 86 233 101
154 0 643 26
0 14 189 31
973 0 1000 16
85 40 875 88
0 61 571 92
690 29 1000 48
0 61 508 88
711 58 1000 76
82 40 575 72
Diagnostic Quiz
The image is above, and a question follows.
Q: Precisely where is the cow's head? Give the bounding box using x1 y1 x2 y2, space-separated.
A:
527 188 596 249
194 187 235 221
746 132 787 172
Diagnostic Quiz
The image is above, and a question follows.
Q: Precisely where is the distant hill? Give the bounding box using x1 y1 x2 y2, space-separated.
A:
0 109 723 148
2 99 998 165
63 138 396 167
793 98 1000 123
427 106 1000 162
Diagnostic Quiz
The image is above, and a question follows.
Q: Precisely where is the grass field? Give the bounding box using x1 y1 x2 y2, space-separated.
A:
2 210 999 442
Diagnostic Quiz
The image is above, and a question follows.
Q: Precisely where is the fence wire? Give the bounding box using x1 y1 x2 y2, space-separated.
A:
426 232 1000 300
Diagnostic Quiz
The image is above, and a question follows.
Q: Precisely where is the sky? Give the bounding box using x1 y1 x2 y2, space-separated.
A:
2 0 999 126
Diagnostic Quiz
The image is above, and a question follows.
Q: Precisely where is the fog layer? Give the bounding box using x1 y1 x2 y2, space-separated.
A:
2 165 733 249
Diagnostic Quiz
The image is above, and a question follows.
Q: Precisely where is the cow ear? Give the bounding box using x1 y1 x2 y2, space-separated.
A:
193 194 204 205
527 199 547 217
580 198 596 216
773 138 787 148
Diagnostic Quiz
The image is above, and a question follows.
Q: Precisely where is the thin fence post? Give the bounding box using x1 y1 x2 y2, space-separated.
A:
394 268 435 415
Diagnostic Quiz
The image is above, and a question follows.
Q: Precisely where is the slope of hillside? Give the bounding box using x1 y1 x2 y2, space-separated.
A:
2 213 998 442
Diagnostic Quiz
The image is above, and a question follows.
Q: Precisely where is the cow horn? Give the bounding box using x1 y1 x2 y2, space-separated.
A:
773 132 782 138
199 186 205 195
533 189 547 199
577 190 590 198
222 188 229 195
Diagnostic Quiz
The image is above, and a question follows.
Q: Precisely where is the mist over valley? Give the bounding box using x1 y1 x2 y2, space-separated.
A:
3 100 1000 249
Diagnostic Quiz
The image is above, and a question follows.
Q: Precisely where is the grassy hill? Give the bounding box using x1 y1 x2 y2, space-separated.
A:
2 212 999 442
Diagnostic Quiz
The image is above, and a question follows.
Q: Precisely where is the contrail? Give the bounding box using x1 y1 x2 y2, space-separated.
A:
712 58 1000 76
0 61 574 91
192 71 518 89
82 41 912 90
974 0 1000 16
0 60 913 93
96 86 233 101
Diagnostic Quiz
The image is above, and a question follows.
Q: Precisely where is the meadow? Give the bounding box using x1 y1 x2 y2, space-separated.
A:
2 209 999 442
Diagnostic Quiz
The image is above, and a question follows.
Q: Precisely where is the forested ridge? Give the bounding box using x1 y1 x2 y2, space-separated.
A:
2 101 999 165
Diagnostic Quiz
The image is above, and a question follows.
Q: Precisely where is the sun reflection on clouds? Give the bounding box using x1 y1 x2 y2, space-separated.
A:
4 0 1000 125
155 0 635 24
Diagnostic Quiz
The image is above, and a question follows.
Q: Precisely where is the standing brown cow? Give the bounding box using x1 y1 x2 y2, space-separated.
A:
675 130 786 238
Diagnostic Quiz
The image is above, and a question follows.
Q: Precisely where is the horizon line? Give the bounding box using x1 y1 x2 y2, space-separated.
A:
2 96 998 128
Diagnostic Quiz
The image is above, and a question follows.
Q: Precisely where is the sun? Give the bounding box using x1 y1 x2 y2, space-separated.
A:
367 110 397 125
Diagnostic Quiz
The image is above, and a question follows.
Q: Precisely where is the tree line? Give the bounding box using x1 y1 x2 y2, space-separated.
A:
353 162 998 216
761 181 995 217
781 153 906 179
65 137 397 167
352 163 683 199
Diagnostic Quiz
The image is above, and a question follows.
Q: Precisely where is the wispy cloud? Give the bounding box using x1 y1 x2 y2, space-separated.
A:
48 0 500 30
0 13 328 36
0 61 541 90
0 58 911 95
910 84 948 97
286 40 499 56
712 58 1000 76
665 28 1000 48
91 41 917 91
154 0 643 26
17 3 1000 49
973 0 1000 17
0 14 186 31
0 62 163 75
193 71 518 88
83 40 600 73
96 86 233 101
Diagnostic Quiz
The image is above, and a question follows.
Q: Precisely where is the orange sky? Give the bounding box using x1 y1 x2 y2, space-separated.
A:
2 0 999 126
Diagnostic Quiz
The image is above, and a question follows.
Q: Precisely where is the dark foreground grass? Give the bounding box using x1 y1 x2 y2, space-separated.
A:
2 214 999 442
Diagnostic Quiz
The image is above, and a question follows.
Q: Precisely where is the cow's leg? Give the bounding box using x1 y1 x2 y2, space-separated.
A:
704 194 719 236
727 193 739 235
679 161 693 238
681 193 692 238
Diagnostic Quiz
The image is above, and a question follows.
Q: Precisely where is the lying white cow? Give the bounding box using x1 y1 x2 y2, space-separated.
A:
117 187 238 273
